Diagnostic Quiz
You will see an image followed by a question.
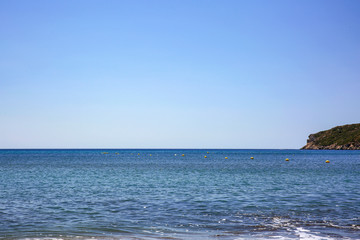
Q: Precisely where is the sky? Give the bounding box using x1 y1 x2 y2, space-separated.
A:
1 0 360 149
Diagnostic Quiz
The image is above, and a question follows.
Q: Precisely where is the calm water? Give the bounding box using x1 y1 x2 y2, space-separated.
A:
0 149 359 240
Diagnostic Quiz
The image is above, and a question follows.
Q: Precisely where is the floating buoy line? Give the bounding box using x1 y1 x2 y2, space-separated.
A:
100 152 333 165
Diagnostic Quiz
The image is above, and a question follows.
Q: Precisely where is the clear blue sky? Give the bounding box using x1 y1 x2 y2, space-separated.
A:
1 0 359 149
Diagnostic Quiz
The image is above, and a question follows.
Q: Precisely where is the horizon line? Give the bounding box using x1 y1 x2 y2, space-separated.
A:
1 147 301 150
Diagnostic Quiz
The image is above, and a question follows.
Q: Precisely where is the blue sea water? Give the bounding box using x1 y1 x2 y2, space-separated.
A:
0 149 359 240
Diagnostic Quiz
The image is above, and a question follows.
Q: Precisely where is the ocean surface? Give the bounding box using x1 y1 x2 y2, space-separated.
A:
0 149 359 240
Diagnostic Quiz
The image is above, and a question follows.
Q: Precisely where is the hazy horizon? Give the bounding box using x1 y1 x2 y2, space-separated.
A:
1 0 360 149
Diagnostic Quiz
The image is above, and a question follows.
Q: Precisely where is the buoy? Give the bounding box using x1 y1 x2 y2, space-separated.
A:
285 158 289 161
174 154 177 156
150 154 152 156
250 157 254 159
138 153 140 155
326 160 330 163
207 152 209 154
204 156 207 158
182 154 185 156
225 157 228 159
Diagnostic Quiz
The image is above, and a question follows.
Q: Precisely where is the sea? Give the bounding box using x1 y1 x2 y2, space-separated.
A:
0 149 359 240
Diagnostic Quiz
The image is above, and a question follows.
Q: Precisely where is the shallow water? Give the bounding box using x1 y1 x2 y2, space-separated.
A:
0 149 359 239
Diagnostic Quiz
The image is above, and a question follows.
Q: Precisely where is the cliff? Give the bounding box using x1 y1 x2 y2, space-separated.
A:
301 123 360 150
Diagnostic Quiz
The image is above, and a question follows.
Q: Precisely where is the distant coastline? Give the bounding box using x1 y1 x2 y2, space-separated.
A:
301 123 360 150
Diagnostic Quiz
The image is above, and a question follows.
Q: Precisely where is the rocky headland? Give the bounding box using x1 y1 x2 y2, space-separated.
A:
301 123 360 150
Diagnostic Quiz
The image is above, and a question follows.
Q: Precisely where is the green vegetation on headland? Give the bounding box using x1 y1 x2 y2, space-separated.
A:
301 123 360 150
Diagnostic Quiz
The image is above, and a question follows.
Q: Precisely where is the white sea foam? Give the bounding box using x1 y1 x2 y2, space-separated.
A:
234 224 350 240
294 227 330 240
